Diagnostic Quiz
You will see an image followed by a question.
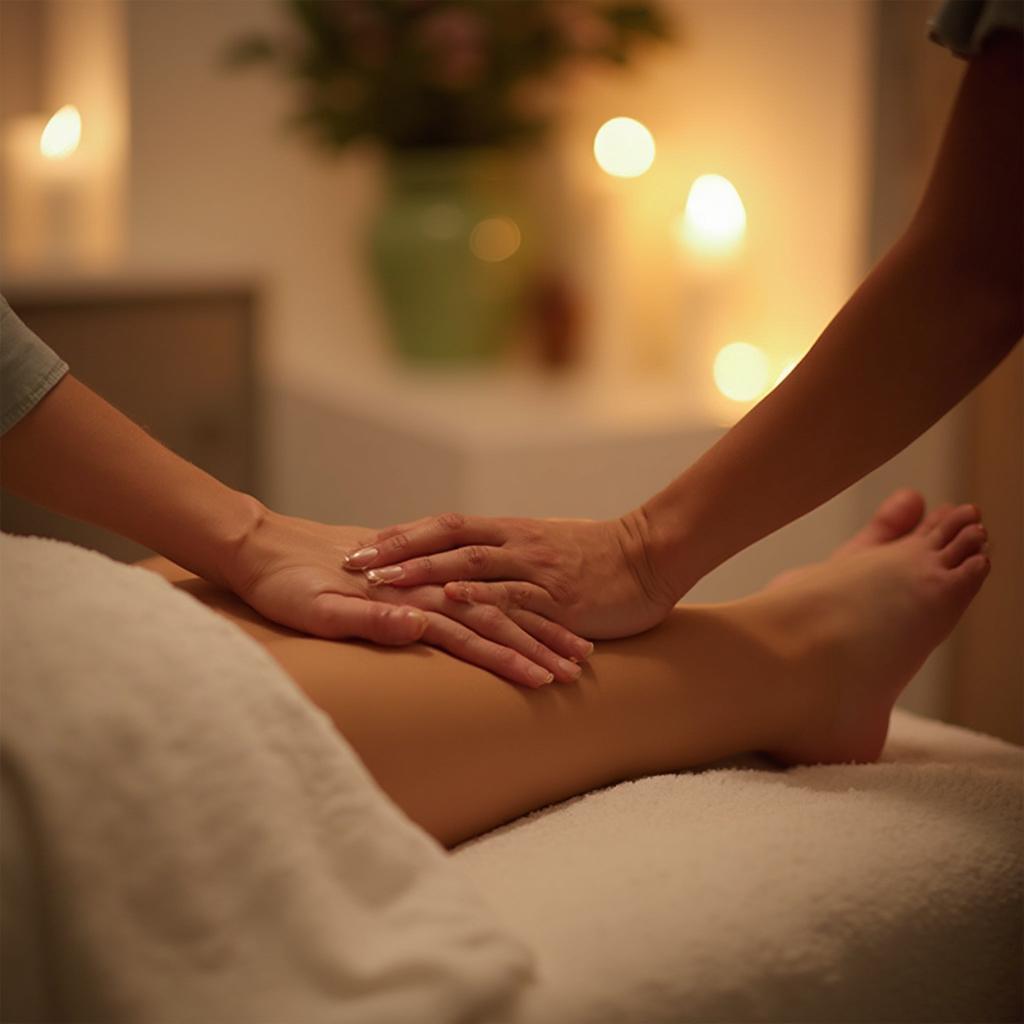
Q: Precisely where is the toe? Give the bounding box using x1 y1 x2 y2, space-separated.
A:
951 553 991 595
834 488 925 556
916 503 953 537
929 503 982 548
873 488 926 538
942 523 988 567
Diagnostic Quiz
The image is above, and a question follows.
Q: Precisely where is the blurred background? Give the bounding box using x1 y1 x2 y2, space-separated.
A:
1 0 1019 741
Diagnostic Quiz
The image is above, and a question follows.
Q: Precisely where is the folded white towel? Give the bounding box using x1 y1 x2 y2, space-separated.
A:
0 534 531 1023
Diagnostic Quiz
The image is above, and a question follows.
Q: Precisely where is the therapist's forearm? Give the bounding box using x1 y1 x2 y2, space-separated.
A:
640 33 1022 596
0 375 263 588
641 226 1020 593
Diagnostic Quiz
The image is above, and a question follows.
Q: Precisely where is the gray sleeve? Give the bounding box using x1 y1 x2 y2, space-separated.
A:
0 295 69 435
929 0 1024 58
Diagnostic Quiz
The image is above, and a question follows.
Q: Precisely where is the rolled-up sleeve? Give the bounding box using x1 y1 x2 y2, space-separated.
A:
0 296 69 435
929 0 1023 58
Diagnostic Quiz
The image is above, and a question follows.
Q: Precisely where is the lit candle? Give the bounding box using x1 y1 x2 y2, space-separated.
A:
674 172 749 413
38 105 83 267
591 116 661 379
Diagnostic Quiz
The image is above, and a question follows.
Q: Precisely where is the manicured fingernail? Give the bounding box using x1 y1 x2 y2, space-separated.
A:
530 666 555 686
558 658 583 681
344 546 378 569
576 641 595 659
366 566 404 586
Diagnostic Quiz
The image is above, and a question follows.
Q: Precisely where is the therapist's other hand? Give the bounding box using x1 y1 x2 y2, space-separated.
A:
226 506 590 687
343 512 678 639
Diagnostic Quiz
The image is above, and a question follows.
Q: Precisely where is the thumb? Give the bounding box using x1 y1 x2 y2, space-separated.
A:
310 594 429 645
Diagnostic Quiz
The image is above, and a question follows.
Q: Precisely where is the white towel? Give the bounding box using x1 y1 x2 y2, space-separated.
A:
455 710 1024 1022
0 533 532 1023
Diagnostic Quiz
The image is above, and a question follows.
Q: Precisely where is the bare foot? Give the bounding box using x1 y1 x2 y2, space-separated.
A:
743 503 989 766
766 488 925 591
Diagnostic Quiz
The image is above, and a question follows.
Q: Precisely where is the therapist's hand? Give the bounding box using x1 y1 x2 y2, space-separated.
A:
225 505 591 687
342 511 680 639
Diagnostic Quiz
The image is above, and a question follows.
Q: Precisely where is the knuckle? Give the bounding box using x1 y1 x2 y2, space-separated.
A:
543 574 577 606
416 555 433 576
532 544 560 569
464 545 488 569
526 637 547 661
438 511 466 532
308 602 337 637
475 604 504 629
388 532 411 553
447 624 475 648
508 584 532 609
493 646 519 670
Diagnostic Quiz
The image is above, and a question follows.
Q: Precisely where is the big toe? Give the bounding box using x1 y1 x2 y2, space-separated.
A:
834 488 925 558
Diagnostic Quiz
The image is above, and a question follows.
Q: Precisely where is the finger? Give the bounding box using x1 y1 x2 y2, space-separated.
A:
419 612 556 688
344 512 506 570
444 580 560 619
372 516 434 543
508 609 594 662
309 593 428 645
453 602 583 683
364 545 538 589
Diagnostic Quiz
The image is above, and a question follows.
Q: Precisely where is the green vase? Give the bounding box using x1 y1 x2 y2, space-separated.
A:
369 150 533 364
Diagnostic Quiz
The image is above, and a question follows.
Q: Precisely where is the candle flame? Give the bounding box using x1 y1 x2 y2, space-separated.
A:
679 174 746 258
40 105 82 161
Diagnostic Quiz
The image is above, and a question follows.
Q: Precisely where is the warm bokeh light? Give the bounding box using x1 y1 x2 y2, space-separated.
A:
679 174 746 257
713 342 770 402
469 216 521 263
39 105 82 160
593 117 655 178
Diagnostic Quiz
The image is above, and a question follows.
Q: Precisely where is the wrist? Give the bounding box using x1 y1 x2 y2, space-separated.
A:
617 503 691 607
206 490 269 591
633 483 710 600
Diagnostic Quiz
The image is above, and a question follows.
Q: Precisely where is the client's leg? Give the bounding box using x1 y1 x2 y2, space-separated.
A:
142 504 988 848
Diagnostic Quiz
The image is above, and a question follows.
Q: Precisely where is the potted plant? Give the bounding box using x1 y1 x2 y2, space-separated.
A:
228 0 668 363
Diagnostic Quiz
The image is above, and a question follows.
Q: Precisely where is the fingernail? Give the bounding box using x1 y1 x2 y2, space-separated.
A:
366 566 404 586
558 658 583 681
344 546 378 569
577 641 595 659
400 608 427 627
530 666 555 686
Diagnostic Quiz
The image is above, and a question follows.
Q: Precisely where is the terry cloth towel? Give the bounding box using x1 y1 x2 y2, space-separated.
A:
455 711 1024 1023
0 533 532 1024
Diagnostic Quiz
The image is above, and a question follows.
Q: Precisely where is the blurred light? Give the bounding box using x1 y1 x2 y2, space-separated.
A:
593 117 655 178
420 202 464 241
679 174 746 257
713 342 770 402
469 217 521 262
775 359 798 386
40 105 82 160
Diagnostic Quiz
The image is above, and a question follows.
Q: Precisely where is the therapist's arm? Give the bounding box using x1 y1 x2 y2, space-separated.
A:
642 29 1022 596
342 33 1022 636
0 374 590 685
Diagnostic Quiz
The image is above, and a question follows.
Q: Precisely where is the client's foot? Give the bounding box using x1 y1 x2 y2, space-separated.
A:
744 503 989 766
766 488 925 591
